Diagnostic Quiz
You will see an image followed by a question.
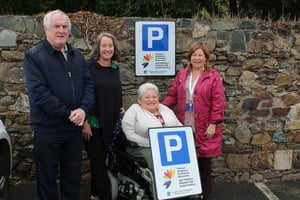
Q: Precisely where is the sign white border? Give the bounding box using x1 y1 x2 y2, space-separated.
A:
149 126 202 199
135 21 176 76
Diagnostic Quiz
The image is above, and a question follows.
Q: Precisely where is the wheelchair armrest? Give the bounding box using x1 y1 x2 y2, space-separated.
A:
119 151 148 168
127 140 139 148
116 131 139 148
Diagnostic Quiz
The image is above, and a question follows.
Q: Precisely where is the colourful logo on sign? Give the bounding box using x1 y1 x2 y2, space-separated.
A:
163 168 175 189
141 53 154 68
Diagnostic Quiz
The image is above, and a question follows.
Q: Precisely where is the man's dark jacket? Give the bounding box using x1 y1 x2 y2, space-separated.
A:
23 39 94 133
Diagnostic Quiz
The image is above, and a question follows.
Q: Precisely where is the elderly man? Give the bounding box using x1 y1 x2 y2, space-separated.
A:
23 9 94 200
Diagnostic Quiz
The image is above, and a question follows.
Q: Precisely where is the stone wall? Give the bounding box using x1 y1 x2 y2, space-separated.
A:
0 11 300 184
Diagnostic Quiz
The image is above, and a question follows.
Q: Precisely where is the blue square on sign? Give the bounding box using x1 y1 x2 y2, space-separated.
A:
142 24 168 51
158 131 190 166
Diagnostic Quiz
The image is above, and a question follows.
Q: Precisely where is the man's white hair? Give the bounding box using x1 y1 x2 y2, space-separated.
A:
43 9 71 31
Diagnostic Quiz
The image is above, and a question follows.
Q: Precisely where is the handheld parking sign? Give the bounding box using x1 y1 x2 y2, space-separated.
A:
135 21 175 76
149 126 202 199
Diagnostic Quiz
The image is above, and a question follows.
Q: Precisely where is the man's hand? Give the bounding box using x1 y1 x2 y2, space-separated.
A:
69 108 86 126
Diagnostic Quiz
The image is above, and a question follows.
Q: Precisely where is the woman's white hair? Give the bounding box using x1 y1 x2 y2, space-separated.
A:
43 9 71 31
137 83 159 98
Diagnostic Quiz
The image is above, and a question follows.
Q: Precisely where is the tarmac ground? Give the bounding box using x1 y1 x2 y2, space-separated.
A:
8 180 300 200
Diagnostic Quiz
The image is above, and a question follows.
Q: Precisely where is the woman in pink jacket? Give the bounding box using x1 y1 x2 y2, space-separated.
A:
162 42 226 200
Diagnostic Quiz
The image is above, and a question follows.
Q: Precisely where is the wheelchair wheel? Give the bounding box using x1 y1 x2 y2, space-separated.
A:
108 170 118 200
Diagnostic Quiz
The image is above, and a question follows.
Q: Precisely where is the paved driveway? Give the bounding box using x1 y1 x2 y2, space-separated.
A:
9 180 300 200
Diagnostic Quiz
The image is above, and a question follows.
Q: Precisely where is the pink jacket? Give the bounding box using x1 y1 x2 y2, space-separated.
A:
162 67 226 158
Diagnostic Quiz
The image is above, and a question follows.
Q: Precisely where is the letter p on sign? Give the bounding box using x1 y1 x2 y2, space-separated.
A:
164 135 182 162
158 131 190 166
147 27 163 48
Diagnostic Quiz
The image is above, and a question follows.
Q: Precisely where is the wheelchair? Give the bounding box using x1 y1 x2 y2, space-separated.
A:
107 131 156 200
107 122 201 200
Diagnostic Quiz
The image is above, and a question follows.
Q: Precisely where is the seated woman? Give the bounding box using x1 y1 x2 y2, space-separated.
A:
122 82 182 172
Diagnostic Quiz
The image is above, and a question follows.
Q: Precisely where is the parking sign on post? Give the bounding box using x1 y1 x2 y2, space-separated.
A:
135 21 175 76
149 126 202 199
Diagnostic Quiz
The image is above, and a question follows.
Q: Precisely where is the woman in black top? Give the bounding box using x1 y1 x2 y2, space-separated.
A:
82 32 124 200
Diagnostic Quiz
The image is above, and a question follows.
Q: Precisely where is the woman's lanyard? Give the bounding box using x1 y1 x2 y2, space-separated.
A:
189 72 200 101
185 73 200 112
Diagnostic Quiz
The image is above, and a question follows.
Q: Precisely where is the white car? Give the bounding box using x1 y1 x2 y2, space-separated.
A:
0 120 11 200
